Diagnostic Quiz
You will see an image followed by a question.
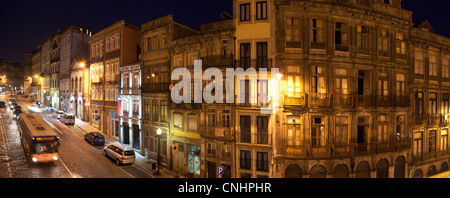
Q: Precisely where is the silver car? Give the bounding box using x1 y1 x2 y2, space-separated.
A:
103 143 135 165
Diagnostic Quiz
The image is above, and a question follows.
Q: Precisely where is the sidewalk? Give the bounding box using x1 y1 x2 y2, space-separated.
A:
73 117 184 178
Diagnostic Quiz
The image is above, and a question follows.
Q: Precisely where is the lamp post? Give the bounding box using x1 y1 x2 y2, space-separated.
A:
156 128 162 175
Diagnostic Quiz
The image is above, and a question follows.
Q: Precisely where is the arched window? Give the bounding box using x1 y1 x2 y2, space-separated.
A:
355 161 370 178
376 158 389 178
285 164 302 178
394 156 406 178
333 164 349 178
310 164 326 178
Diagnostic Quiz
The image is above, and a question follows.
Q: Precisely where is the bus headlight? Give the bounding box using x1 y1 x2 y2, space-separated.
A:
53 156 58 161
32 157 38 162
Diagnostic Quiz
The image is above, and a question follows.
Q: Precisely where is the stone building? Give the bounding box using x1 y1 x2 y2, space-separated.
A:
408 20 450 178
89 20 141 142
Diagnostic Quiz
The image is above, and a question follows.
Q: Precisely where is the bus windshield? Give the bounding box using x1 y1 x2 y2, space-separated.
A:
35 142 58 154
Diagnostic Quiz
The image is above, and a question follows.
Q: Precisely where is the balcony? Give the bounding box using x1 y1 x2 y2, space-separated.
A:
395 95 410 107
355 143 377 156
120 87 140 95
308 93 331 107
414 114 428 125
284 93 306 107
201 126 234 141
356 95 375 107
235 95 272 108
283 146 308 158
429 114 442 125
411 150 450 164
309 146 331 158
377 95 393 107
333 94 353 107
201 55 234 68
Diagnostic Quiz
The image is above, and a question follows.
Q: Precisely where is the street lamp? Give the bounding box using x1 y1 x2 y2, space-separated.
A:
156 128 162 175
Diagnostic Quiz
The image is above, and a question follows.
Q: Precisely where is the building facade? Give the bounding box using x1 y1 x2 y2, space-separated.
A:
89 20 141 143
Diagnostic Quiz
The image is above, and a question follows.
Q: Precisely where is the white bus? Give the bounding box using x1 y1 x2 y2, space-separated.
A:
17 113 59 163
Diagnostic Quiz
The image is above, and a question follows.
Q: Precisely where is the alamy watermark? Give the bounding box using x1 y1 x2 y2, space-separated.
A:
171 60 281 115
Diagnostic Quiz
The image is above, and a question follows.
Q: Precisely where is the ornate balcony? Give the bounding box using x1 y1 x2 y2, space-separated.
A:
284 93 306 106
395 95 410 107
356 95 375 107
308 93 331 107
377 95 393 107
333 94 353 107
415 114 428 125
355 143 377 156
309 145 331 158
283 145 308 158
429 114 442 125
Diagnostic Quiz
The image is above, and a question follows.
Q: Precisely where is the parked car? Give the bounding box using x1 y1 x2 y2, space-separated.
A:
84 132 105 146
9 102 17 110
60 114 75 125
12 109 22 119
8 99 15 104
103 143 135 165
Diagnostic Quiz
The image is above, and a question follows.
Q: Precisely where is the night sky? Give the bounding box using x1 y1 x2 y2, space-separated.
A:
0 0 449 64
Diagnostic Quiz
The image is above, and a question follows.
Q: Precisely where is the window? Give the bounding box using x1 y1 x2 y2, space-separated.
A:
240 3 251 22
173 113 183 129
287 116 302 146
256 1 267 20
152 100 158 121
153 35 160 51
143 99 151 121
207 142 216 156
443 58 450 81
312 19 324 44
311 117 326 146
414 50 424 76
146 37 152 52
256 42 268 68
174 55 183 68
413 131 423 156
441 129 448 151
257 152 268 172
258 80 268 106
257 116 268 144
240 116 251 143
378 115 389 143
222 110 231 128
429 93 437 115
287 66 302 97
207 109 216 128
396 116 405 141
335 22 349 51
415 92 424 115
396 33 406 55
429 130 436 153
188 115 198 131
240 150 251 170
285 17 301 48
335 116 349 145
378 72 389 97
378 30 389 55
357 117 370 144
357 70 370 95
443 94 450 115
357 25 370 50
160 100 167 122
240 43 251 69
396 74 406 97
429 55 437 79
312 66 326 93
335 68 349 95
187 53 198 67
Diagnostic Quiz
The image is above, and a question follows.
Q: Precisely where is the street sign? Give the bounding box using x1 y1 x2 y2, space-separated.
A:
217 166 224 176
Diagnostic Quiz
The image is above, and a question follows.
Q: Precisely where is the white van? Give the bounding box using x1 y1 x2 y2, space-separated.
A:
103 143 136 165
60 114 75 125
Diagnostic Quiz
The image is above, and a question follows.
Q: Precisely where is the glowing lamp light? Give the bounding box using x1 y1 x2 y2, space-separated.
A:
156 128 162 135
276 73 284 80
80 62 85 67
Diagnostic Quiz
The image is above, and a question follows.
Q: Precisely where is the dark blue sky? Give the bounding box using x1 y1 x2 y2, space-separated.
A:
0 0 448 64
